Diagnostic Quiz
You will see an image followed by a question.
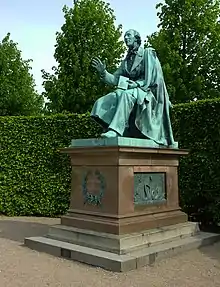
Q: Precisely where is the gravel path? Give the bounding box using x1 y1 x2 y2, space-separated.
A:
0 216 219 287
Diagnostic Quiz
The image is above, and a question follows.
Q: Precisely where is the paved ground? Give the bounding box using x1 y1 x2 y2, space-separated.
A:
0 216 220 287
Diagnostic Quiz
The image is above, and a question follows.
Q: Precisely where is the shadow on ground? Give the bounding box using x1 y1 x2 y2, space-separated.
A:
0 217 60 243
198 224 220 263
200 242 220 264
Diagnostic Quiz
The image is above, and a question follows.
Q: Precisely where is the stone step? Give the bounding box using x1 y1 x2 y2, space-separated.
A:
25 231 220 272
46 222 199 254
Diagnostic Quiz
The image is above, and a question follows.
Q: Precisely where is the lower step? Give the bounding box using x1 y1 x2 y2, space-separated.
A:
25 231 220 272
47 222 199 255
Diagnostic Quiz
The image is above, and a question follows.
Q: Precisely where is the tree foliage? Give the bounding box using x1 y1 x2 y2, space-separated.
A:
146 0 220 103
0 33 43 116
42 0 125 114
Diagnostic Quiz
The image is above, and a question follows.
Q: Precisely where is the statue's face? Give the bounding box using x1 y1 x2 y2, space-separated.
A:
124 30 136 48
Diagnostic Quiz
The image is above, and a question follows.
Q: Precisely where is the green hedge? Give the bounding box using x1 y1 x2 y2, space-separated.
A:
0 113 101 216
172 98 220 224
0 99 220 224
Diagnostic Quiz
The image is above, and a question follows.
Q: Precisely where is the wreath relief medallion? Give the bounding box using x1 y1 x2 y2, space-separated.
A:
82 170 106 206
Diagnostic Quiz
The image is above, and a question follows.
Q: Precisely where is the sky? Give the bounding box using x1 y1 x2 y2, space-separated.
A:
0 0 161 93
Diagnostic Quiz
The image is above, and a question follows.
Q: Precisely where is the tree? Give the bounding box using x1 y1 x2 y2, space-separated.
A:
0 33 43 116
42 0 125 114
146 0 220 104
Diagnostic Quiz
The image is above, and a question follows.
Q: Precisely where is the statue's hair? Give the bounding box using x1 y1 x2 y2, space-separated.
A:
125 29 141 46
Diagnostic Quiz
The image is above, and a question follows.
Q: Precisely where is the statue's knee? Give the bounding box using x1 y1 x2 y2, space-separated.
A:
120 92 136 106
121 91 132 100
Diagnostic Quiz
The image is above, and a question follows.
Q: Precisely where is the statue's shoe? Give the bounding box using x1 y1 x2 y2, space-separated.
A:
101 130 119 138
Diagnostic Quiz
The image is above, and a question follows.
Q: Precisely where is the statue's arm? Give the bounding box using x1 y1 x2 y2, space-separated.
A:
92 57 123 87
136 79 146 88
101 65 123 86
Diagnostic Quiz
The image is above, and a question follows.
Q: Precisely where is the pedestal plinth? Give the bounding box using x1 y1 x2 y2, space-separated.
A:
25 138 220 272
60 138 187 235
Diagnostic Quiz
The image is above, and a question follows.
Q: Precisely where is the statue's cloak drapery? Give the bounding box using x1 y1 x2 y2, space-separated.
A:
91 47 175 146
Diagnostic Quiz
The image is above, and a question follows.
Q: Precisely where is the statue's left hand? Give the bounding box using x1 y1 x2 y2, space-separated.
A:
91 57 106 75
127 80 138 89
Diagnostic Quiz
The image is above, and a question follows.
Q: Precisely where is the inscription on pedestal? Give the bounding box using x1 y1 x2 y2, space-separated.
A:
82 170 105 207
134 173 166 205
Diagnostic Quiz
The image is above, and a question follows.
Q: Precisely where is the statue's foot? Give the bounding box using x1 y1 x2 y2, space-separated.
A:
101 130 119 138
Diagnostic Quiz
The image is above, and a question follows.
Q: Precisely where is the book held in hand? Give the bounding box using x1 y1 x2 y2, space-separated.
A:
117 75 129 90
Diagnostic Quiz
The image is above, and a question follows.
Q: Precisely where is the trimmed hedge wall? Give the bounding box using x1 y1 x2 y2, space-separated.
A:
172 98 220 224
0 99 220 224
0 113 101 216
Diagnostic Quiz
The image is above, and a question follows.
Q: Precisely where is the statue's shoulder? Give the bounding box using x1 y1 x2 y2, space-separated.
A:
144 46 156 53
144 46 154 50
144 47 157 58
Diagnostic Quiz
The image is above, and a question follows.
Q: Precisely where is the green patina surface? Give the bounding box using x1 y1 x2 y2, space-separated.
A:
70 137 178 148
90 29 176 147
82 170 106 207
134 173 166 205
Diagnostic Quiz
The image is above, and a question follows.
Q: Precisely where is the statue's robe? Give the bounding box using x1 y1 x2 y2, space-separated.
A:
91 46 175 146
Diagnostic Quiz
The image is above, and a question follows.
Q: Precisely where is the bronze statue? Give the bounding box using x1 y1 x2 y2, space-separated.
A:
91 29 175 147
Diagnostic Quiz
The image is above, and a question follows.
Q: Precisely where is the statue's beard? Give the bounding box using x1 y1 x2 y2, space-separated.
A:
128 43 139 52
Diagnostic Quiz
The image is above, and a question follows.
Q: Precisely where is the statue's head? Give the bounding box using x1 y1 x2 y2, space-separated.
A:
124 29 141 49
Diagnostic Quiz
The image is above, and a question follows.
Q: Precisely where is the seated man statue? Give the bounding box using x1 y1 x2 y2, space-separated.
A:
91 29 175 147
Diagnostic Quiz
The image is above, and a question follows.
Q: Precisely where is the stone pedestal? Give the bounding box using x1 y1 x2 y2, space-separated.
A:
25 138 220 272
61 139 187 234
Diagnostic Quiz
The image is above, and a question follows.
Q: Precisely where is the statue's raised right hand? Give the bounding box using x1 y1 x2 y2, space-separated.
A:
92 57 106 75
